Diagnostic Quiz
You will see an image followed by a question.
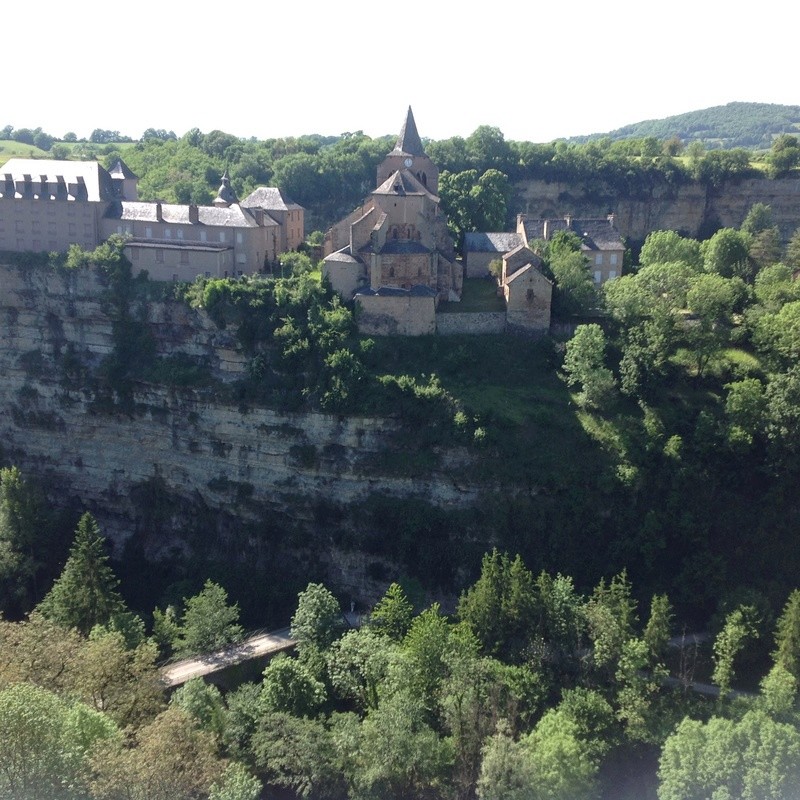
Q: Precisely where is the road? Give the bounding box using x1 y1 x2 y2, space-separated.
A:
160 627 296 688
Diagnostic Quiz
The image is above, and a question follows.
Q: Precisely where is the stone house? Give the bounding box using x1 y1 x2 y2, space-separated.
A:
322 108 462 335
517 213 625 285
463 231 524 278
501 245 552 332
0 157 303 281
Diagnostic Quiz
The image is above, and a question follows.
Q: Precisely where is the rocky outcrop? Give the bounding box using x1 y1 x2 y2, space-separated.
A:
514 174 800 243
0 263 481 562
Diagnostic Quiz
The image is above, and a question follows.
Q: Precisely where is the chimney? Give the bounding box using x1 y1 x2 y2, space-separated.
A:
189 204 199 224
40 175 49 199
564 214 572 227
542 219 549 241
607 212 615 227
155 201 163 222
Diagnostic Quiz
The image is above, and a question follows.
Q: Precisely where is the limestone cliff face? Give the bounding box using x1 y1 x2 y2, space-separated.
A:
514 174 800 243
0 264 478 559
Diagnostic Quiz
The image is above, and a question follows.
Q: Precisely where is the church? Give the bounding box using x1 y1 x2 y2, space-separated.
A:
322 108 463 335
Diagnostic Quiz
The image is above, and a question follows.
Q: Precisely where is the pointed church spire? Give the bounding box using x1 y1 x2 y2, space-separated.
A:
393 106 425 157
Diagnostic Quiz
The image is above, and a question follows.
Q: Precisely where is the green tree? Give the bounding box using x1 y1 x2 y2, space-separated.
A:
753 263 800 311
658 711 800 800
785 227 800 269
176 579 243 657
639 230 703 271
0 466 47 616
73 627 165 727
562 323 617 409
0 682 118 800
643 593 673 663
702 227 753 280
685 273 740 377
773 589 800 679
171 676 226 739
209 763 262 800
369 582 414 641
457 550 538 661
251 711 346 800
343 690 453 800
712 604 760 699
36 512 125 635
327 627 393 711
291 582 345 652
260 653 326 718
584 571 638 677
89 706 225 800
549 249 597 315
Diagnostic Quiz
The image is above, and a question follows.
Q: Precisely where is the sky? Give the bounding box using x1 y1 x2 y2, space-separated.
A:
5 1 798 145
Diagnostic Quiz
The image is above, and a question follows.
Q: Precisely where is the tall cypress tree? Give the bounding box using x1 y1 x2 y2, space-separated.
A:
36 512 124 634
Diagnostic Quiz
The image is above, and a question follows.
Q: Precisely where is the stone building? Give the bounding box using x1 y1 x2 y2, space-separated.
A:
463 231 524 278
501 245 552 332
322 108 462 335
516 213 625 285
0 157 303 281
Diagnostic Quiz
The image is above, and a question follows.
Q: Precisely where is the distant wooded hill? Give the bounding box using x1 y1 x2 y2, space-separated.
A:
569 102 800 150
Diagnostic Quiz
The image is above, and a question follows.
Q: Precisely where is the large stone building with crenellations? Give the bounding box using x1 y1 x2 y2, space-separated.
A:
0 157 304 281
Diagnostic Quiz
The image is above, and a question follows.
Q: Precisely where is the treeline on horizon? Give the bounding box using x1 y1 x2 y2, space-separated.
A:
4 102 800 234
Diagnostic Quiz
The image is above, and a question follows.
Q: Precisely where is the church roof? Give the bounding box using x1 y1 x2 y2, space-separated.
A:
380 239 430 254
392 106 425 157
374 169 432 197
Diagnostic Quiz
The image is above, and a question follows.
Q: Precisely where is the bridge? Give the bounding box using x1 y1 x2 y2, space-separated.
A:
160 613 362 689
160 627 296 688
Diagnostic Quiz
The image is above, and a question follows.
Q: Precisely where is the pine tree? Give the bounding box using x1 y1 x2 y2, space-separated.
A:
36 512 125 634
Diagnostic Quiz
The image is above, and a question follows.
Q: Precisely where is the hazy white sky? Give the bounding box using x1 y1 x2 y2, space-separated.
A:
6 1 796 144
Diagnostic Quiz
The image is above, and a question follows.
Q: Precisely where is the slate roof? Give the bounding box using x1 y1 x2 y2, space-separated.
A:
324 247 360 263
373 169 433 197
126 241 230 253
519 215 624 251
105 201 263 227
504 244 542 270
107 158 138 180
392 106 425 157
505 262 551 285
464 232 524 254
241 186 304 212
380 239 430 255
1 158 116 201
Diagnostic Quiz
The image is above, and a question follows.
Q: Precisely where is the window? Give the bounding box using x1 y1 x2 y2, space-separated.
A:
200 231 207 242
236 253 246 264
177 229 184 240
236 232 243 244
145 226 152 238
156 249 164 263
595 253 603 265
68 223 76 236
594 270 602 284
180 251 189 265
609 253 618 266
608 270 617 280
164 228 171 239
219 232 226 243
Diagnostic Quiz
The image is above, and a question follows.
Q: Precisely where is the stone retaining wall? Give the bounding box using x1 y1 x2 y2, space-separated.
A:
435 312 507 335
